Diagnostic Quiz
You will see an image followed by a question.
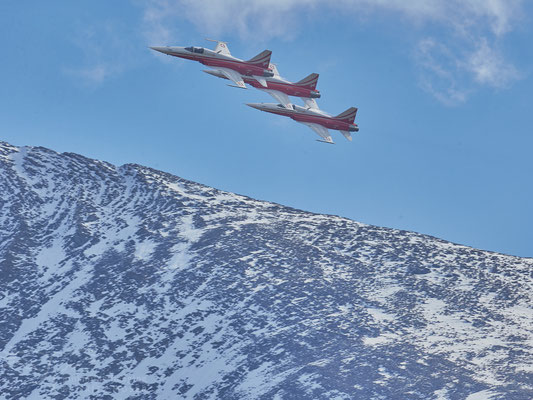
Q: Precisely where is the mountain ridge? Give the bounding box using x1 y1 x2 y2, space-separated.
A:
3 140 524 259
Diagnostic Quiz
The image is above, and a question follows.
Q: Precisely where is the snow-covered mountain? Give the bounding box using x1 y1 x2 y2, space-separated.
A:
0 141 532 400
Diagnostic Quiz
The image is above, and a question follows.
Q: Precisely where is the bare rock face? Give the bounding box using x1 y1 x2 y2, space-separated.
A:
0 141 532 399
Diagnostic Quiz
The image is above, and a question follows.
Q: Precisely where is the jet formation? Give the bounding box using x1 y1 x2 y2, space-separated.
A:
151 39 359 144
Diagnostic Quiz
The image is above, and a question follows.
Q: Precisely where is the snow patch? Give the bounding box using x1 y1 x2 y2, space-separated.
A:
465 389 498 400
134 240 156 260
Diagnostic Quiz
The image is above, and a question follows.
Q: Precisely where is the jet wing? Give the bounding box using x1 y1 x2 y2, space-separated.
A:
217 68 246 88
299 122 334 143
264 89 292 108
253 76 268 87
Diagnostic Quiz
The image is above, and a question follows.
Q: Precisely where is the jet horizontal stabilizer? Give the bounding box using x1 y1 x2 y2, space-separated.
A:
340 131 352 141
316 139 335 144
227 84 247 89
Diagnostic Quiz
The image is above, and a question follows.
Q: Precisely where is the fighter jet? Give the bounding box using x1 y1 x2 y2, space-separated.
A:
150 39 273 89
247 102 358 144
203 64 320 108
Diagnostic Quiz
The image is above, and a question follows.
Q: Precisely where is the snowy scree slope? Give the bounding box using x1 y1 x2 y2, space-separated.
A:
0 142 532 399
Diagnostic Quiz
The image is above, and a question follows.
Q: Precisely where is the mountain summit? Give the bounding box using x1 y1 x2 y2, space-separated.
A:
0 142 532 399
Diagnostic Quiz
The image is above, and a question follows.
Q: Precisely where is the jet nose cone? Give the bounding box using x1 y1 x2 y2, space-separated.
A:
246 103 263 110
150 46 169 54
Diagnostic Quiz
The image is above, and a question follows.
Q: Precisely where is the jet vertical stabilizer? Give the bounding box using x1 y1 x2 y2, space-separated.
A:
295 73 319 90
269 63 280 78
247 50 272 69
334 107 358 124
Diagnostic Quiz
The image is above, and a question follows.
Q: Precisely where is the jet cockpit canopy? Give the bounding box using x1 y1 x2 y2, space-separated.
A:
185 46 205 54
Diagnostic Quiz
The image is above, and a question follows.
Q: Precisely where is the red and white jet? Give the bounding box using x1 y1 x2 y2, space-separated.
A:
150 39 273 89
204 63 320 108
247 102 359 144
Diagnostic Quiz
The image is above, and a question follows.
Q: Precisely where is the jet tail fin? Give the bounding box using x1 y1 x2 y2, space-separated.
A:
334 107 358 123
247 50 272 69
295 73 319 90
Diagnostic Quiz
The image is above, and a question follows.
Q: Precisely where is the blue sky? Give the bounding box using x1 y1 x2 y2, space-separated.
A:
1 1 532 257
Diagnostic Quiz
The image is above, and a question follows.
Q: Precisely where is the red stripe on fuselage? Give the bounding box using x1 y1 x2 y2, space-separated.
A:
244 78 315 97
291 114 352 131
262 108 352 131
170 52 267 76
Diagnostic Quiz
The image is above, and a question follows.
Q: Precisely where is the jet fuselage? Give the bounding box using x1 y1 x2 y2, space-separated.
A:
204 70 320 99
247 103 358 132
151 46 273 78
247 79 320 98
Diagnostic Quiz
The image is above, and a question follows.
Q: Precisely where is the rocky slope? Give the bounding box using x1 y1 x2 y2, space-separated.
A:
0 141 532 399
